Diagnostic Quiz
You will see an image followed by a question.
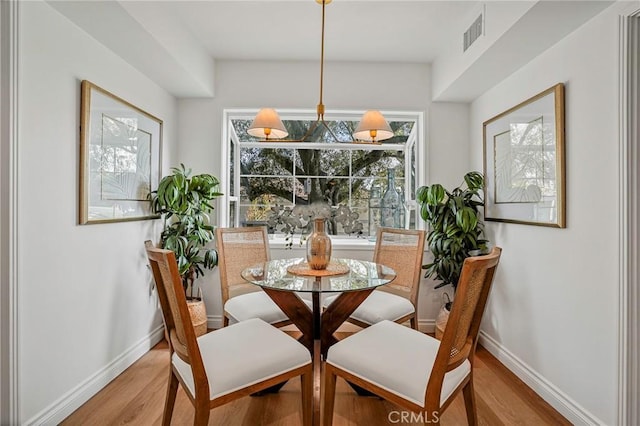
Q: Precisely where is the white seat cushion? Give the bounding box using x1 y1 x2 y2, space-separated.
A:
326 320 470 407
224 290 311 324
225 291 313 324
323 290 415 325
172 318 311 400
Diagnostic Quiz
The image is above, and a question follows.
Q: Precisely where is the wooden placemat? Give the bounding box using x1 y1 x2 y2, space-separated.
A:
287 262 350 277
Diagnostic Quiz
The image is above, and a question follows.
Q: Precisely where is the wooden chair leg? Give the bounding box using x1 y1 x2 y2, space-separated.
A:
162 369 179 426
322 366 337 426
409 316 418 330
193 401 210 426
462 378 478 426
301 370 313 426
223 315 229 327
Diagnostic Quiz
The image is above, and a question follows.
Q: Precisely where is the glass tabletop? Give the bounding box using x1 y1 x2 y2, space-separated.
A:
241 258 396 293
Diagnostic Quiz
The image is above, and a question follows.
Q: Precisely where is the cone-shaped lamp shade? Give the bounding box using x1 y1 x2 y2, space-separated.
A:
353 110 393 142
248 108 289 139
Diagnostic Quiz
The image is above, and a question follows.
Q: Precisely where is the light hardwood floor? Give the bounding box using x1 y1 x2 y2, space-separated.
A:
62 335 570 426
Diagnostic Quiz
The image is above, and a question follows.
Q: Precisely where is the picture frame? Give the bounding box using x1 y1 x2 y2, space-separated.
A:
483 83 565 228
79 80 162 224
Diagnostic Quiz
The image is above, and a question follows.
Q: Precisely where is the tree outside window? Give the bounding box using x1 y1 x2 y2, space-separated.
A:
222 110 423 239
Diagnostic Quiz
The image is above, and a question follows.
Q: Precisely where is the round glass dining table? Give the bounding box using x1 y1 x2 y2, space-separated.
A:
241 257 396 355
242 257 396 426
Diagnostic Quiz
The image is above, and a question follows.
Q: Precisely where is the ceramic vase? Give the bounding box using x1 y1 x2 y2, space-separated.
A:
306 218 332 270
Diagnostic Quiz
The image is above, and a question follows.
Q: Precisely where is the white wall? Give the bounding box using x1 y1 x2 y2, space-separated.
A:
17 2 176 423
428 102 471 188
177 60 471 328
470 3 625 424
178 60 433 173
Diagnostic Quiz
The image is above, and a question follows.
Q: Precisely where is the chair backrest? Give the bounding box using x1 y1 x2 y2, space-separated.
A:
215 226 271 305
145 243 208 396
425 247 502 408
373 227 426 305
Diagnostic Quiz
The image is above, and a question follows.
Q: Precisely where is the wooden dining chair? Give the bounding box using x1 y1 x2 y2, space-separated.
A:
322 247 502 426
323 227 426 330
216 226 293 327
145 245 313 426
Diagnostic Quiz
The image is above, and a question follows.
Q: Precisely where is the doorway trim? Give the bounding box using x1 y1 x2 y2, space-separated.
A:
618 6 639 426
0 0 20 424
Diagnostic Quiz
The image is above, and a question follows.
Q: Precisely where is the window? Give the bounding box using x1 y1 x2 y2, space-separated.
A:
220 109 425 241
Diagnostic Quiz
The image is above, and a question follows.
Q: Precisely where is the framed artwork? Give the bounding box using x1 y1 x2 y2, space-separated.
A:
483 83 565 228
79 80 162 224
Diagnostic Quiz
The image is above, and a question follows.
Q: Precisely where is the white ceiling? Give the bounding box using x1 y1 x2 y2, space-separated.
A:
49 0 615 99
148 0 479 63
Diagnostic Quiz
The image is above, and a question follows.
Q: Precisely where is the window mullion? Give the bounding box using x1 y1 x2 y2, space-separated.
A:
231 122 241 226
406 125 417 203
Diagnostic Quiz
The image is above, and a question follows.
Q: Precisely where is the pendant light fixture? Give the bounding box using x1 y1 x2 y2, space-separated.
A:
248 0 393 144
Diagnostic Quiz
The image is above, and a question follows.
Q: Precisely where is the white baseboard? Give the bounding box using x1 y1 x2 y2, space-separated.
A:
25 325 165 426
207 314 223 330
419 319 435 333
478 331 604 426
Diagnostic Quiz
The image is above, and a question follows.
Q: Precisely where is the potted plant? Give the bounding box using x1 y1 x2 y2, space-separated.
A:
416 171 488 338
150 164 222 336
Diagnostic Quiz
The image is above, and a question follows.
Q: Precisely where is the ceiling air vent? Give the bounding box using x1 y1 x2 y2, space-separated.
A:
463 12 483 52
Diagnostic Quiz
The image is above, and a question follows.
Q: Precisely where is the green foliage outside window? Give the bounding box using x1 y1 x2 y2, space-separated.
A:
232 117 415 236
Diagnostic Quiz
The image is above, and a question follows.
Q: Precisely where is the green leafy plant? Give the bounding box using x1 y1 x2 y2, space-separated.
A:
416 171 488 291
150 164 223 298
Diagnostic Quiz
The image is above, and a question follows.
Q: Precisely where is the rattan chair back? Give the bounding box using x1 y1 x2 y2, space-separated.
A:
425 247 502 408
145 244 206 392
216 226 270 305
373 227 426 305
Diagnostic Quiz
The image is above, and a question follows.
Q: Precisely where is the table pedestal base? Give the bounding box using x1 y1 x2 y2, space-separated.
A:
261 285 376 426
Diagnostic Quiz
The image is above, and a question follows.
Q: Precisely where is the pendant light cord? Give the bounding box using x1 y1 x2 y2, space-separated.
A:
259 0 341 143
317 0 326 119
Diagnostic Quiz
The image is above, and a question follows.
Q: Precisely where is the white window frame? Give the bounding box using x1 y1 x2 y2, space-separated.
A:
219 108 427 245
